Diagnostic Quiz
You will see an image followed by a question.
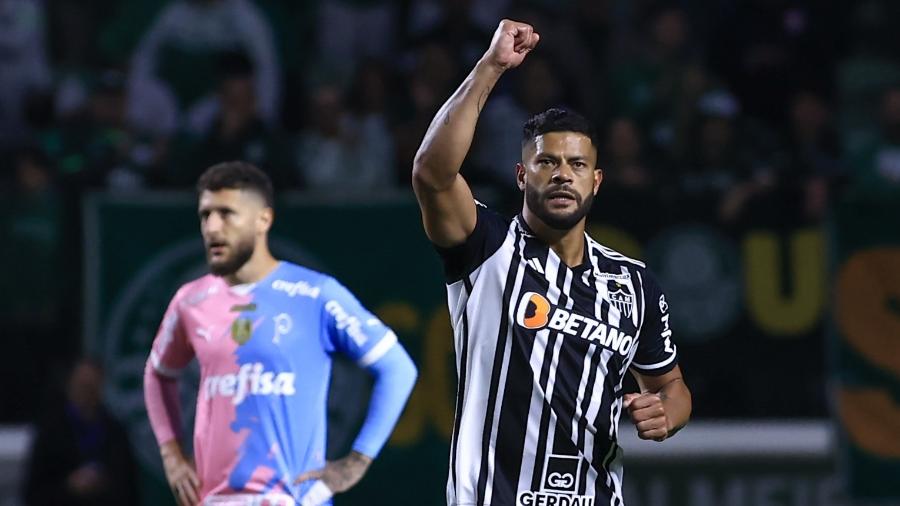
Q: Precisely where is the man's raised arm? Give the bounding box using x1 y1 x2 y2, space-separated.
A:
412 19 539 247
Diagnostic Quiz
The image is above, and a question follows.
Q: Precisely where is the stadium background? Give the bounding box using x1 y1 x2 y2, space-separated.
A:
1 0 899 505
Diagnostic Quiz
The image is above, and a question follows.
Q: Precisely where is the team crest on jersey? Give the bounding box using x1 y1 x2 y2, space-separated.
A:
607 281 633 318
231 318 253 345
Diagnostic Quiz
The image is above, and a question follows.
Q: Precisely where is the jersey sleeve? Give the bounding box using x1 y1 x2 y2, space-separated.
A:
631 272 678 376
433 202 511 283
147 288 195 377
319 278 399 367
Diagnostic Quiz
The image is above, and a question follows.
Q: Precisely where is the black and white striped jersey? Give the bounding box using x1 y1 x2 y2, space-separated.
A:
436 204 678 506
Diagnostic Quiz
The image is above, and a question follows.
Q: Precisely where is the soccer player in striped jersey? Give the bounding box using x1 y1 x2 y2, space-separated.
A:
412 19 692 506
143 161 417 506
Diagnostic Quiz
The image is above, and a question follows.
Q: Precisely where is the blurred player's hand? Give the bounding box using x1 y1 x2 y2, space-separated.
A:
624 392 669 442
483 19 540 71
66 463 104 495
294 451 373 505
161 442 201 506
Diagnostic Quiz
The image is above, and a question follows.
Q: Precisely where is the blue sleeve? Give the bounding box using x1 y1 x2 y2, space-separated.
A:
351 344 417 458
320 278 397 366
318 277 417 457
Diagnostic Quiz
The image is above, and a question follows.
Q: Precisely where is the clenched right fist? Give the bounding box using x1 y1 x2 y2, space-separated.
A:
483 19 540 71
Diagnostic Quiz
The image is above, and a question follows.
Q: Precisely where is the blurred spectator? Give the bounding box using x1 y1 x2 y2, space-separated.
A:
295 79 395 191
394 41 460 177
127 0 281 132
782 91 843 219
345 60 397 185
502 2 601 119
673 89 767 221
708 1 848 126
602 117 653 190
609 5 705 157
848 85 900 194
407 0 494 68
177 53 285 186
572 0 613 71
1 147 61 324
0 149 62 422
316 0 397 79
0 0 52 148
23 358 138 506
44 70 164 190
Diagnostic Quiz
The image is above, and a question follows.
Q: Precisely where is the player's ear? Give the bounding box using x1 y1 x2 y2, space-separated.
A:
516 163 526 191
593 167 603 196
258 207 274 234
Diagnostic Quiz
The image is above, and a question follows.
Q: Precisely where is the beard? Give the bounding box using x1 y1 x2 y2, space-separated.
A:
207 234 255 276
525 182 594 230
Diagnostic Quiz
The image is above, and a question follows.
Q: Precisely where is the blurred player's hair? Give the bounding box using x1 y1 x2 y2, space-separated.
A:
522 108 598 150
197 161 274 207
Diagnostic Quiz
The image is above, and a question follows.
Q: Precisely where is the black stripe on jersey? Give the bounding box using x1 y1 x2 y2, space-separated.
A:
587 245 620 502
487 236 551 504
593 360 622 501
576 346 604 494
592 382 620 502
529 264 572 490
449 274 474 494
475 226 524 506
548 346 587 457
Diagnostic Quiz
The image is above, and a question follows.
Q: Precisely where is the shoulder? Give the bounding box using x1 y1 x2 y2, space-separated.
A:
584 236 665 290
585 235 647 270
266 262 332 300
172 274 223 309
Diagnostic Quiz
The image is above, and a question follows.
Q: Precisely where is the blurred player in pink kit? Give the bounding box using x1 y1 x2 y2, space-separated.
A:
143 161 417 506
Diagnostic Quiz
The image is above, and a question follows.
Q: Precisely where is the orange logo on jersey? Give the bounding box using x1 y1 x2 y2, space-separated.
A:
519 292 551 329
514 291 636 356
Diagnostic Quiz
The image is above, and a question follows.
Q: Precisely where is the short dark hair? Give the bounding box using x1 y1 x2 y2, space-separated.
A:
522 108 598 148
196 161 274 207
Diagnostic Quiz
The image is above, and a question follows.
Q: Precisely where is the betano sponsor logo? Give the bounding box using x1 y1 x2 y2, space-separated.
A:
515 292 635 356
203 362 296 405
517 490 595 506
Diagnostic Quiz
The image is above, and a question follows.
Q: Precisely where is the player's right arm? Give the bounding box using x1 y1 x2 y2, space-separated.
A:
412 19 539 247
143 289 201 506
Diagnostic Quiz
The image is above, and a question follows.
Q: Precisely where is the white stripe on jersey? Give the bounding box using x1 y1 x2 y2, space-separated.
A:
448 220 519 504
534 266 574 488
481 230 529 505
516 252 561 494
583 244 617 497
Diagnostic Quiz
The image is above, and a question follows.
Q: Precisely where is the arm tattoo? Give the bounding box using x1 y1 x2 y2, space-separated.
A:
443 109 451 126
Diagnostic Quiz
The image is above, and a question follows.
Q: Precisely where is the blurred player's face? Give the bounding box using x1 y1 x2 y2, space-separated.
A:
198 189 271 276
519 132 602 230
67 361 104 416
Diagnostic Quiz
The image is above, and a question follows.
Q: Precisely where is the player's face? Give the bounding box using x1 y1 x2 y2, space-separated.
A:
518 132 602 230
198 189 268 276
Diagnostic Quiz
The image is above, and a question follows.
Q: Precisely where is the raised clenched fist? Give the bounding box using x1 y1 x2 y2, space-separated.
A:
483 19 540 71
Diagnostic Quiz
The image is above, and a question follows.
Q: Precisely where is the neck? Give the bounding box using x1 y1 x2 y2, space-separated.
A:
224 243 279 286
522 207 587 267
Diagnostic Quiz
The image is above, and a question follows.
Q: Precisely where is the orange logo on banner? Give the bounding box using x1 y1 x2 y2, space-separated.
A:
835 247 900 459
835 248 900 375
